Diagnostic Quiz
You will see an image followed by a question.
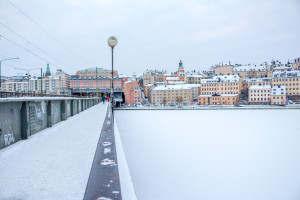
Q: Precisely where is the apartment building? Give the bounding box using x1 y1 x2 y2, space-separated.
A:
198 94 238 105
248 85 271 104
149 84 193 105
143 70 166 86
53 69 70 89
272 71 300 96
242 77 273 93
234 65 266 79
270 85 286 105
1 77 62 94
200 75 242 95
214 64 234 75
122 81 141 105
1 81 28 92
185 74 208 84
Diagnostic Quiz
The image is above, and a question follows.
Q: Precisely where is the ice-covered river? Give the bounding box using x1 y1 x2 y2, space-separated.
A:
116 109 300 200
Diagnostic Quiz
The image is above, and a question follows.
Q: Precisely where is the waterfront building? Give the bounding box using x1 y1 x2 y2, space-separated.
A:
200 75 242 95
149 84 193 105
248 85 271 104
272 70 300 96
198 94 238 105
270 85 286 105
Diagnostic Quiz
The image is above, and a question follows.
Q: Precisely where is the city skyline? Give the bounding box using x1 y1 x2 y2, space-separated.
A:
1 0 300 76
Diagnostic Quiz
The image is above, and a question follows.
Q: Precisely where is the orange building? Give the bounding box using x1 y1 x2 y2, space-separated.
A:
200 75 242 95
122 81 141 105
198 94 238 105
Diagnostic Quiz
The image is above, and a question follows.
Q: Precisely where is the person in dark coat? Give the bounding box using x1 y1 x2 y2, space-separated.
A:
102 95 106 104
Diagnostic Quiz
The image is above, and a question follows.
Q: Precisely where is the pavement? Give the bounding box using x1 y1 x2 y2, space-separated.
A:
84 107 122 200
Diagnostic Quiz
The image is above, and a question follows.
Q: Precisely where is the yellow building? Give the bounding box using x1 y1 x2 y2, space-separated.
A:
234 65 266 79
149 84 193 105
185 74 208 84
198 94 238 105
270 85 286 105
200 75 242 95
214 64 234 75
272 71 300 96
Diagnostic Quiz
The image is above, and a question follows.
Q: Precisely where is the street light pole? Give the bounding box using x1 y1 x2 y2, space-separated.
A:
108 36 118 114
0 57 19 91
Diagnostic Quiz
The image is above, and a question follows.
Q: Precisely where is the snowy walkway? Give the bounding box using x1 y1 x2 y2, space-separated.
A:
0 103 108 200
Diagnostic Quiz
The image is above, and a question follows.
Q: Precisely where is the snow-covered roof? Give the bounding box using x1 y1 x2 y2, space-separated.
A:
243 78 272 83
273 66 291 70
166 77 179 81
271 85 286 96
152 84 192 91
201 75 240 84
249 85 271 90
199 94 238 97
167 81 185 85
185 84 201 88
273 70 300 78
234 65 264 72
186 74 207 78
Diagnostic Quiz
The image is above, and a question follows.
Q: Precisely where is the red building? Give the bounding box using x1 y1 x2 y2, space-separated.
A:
122 81 141 105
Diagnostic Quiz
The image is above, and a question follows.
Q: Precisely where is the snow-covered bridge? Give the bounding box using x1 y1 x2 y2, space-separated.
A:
0 99 136 200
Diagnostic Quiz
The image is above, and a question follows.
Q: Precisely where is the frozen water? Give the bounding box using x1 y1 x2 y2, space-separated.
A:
116 109 300 200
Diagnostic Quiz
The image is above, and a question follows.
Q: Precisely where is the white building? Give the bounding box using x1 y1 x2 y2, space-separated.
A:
53 69 70 89
248 85 271 104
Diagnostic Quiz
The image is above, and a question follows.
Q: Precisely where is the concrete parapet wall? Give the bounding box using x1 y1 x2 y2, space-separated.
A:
0 97 100 150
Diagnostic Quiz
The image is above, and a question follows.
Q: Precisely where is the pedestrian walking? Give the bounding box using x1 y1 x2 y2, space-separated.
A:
102 95 105 104
107 97 110 102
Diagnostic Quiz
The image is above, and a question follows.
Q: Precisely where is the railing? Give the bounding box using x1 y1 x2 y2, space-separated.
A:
0 91 76 98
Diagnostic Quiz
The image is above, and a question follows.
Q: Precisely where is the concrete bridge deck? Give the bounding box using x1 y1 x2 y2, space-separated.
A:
0 103 108 200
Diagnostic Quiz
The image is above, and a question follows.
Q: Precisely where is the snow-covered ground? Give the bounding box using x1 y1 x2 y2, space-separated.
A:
0 103 108 200
116 110 300 200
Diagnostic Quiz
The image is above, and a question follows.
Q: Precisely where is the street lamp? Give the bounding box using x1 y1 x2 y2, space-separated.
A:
0 57 19 91
108 36 118 112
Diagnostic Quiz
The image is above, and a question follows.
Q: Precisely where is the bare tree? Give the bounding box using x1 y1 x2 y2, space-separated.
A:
176 96 183 105
162 97 168 106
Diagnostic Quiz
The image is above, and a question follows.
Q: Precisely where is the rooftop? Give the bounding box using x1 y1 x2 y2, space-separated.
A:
271 85 286 95
201 75 240 84
152 84 192 91
234 65 264 72
249 85 271 90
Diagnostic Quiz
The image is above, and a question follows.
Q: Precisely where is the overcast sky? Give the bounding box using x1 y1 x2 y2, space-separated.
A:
1 0 300 76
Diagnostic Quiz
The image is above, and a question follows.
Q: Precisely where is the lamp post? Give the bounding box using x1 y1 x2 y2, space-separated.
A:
108 36 118 113
14 67 41 95
0 57 19 91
